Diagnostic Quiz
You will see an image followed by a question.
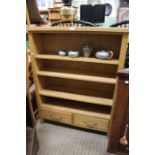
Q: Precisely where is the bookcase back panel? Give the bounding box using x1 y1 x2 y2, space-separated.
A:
33 33 122 59
36 59 118 78
39 76 115 99
30 34 43 53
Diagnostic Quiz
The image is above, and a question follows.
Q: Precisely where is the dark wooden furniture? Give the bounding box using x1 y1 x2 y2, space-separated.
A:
26 0 48 25
106 69 129 155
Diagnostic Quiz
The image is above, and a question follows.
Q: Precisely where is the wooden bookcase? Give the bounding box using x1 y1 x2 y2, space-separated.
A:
27 26 128 133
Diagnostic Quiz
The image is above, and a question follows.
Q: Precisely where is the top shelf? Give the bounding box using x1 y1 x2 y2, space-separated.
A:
27 26 128 35
35 54 119 65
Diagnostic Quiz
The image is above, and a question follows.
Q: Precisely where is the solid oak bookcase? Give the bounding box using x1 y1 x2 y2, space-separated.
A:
27 26 128 133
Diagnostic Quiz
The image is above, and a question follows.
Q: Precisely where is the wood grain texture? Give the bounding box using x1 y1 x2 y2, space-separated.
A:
41 33 122 59
42 108 72 124
74 114 109 132
36 59 118 79
26 4 31 26
30 53 44 122
42 103 110 132
108 34 128 133
118 34 128 69
28 34 43 54
39 76 114 99
42 103 111 119
27 26 129 35
37 70 117 84
39 89 113 106
35 54 119 65
107 69 129 154
28 27 128 132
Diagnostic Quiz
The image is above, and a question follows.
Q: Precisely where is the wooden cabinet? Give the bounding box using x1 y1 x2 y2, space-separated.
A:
27 26 128 133
107 69 129 154
48 8 61 22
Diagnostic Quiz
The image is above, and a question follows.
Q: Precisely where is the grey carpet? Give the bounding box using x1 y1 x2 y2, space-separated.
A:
36 121 108 155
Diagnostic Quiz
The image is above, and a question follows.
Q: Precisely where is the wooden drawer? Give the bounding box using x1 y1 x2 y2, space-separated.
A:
42 108 72 124
73 114 109 132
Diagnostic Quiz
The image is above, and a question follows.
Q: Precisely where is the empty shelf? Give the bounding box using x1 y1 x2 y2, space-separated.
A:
39 89 113 106
37 70 117 84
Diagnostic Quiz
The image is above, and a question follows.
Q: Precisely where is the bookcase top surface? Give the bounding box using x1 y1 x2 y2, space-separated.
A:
27 25 129 34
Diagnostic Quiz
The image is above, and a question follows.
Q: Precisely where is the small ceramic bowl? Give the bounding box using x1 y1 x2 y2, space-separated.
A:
58 50 67 56
68 50 79 58
95 50 113 60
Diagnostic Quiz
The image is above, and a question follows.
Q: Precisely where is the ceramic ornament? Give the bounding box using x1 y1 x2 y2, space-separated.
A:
120 124 128 145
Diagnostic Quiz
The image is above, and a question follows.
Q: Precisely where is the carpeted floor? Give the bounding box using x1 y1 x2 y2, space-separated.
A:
36 120 108 155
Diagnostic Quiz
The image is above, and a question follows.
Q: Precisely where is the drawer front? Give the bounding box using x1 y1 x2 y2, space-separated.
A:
42 108 72 124
74 114 109 132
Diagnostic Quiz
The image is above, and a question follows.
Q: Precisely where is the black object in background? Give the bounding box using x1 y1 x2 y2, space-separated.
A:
80 4 105 23
120 0 129 7
80 5 92 22
26 96 33 128
62 0 73 6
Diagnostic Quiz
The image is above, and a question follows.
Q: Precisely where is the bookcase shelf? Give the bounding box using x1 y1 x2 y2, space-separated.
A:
28 26 128 132
39 89 113 106
35 54 119 65
37 70 117 84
